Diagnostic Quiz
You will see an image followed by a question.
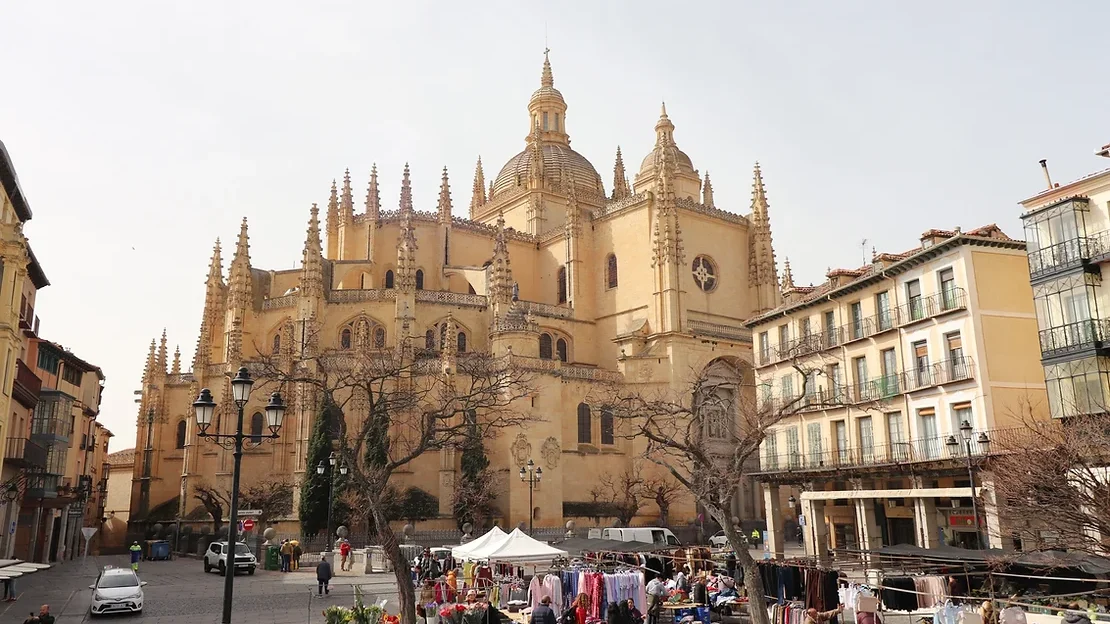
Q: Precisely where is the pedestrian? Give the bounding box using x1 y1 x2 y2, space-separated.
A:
625 599 643 624
339 539 351 572
291 540 302 571
37 605 54 624
316 557 333 596
750 528 761 547
3 575 16 602
279 539 293 573
530 596 557 624
128 542 142 572
571 593 591 624
804 605 843 624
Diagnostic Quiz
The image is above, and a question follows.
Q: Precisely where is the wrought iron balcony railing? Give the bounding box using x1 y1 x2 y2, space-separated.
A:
1038 319 1110 358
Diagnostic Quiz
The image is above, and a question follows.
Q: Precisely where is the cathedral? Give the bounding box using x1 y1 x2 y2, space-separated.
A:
131 52 782 532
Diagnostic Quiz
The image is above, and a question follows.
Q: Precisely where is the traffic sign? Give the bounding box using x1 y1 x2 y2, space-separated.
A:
242 518 255 532
238 509 262 517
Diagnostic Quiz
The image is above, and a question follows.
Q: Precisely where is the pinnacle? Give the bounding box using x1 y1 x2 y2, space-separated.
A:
399 164 413 213
365 164 380 216
541 49 554 88
660 101 668 117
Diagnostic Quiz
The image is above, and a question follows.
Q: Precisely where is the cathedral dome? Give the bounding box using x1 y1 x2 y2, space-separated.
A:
635 104 697 182
638 146 695 178
492 143 604 197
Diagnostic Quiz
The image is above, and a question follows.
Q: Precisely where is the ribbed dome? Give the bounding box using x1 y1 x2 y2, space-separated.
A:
638 146 695 178
492 143 604 196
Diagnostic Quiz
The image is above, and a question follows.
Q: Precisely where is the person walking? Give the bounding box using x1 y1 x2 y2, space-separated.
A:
316 557 333 597
279 539 293 573
291 540 302 571
3 575 16 602
530 596 557 624
339 539 351 572
128 542 142 572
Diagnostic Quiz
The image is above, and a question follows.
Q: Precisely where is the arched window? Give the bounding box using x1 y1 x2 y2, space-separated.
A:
361 273 371 288
373 327 386 348
175 420 187 450
557 266 568 304
384 270 394 289
340 328 352 350
415 269 424 290
606 254 618 289
457 332 467 353
249 412 264 444
272 333 281 354
425 329 435 350
577 403 592 444
556 338 568 363
600 407 615 445
539 334 553 360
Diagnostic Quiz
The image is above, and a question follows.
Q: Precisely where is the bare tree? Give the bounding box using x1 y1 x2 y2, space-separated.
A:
256 334 534 624
596 353 843 624
642 475 685 526
989 409 1110 555
193 478 293 533
193 480 229 532
590 467 647 527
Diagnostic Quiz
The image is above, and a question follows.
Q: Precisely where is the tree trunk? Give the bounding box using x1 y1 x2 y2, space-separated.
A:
708 507 770 624
372 505 417 624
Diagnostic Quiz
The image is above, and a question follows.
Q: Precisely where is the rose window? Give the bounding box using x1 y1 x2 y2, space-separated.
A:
692 255 718 292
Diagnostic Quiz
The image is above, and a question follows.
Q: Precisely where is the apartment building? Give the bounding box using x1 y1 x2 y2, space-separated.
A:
746 224 1047 561
1019 150 1110 418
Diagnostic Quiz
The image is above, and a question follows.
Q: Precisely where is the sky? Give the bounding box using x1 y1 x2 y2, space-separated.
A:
2 1 1108 451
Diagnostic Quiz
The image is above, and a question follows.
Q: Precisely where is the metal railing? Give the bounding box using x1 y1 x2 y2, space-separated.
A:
901 356 975 391
1027 237 1097 280
758 425 1033 473
1039 319 1110 357
841 311 896 343
4 437 46 469
893 287 967 325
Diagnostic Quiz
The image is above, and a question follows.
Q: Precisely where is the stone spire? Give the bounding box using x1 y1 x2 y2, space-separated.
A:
651 148 684 267
340 168 354 224
528 120 545 188
563 164 581 238
365 164 381 220
170 345 181 376
157 329 168 374
611 146 631 200
142 338 157 383
702 171 715 208
488 211 513 305
227 218 253 310
655 102 676 147
325 179 339 257
748 162 782 312
193 238 224 371
442 312 458 359
541 48 554 88
781 257 794 291
438 166 453 224
300 203 325 300
396 165 418 291
470 157 486 217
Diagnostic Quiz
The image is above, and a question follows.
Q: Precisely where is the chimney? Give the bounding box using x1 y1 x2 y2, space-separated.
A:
1039 159 1053 190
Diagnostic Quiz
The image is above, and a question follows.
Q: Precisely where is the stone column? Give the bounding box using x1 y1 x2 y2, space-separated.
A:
854 499 883 554
802 497 829 564
979 478 1012 551
762 483 784 560
913 497 940 548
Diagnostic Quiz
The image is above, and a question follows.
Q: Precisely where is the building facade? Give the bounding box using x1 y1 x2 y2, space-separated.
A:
131 53 785 533
1019 148 1110 419
102 448 134 553
747 225 1048 560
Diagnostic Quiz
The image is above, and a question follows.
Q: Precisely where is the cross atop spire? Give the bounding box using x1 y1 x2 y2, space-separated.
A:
541 48 554 87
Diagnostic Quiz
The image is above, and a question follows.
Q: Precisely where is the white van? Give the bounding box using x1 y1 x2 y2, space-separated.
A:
588 527 682 546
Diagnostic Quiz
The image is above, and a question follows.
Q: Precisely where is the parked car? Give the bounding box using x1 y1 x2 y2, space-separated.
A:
89 566 146 616
203 541 257 576
587 527 682 546
709 531 730 548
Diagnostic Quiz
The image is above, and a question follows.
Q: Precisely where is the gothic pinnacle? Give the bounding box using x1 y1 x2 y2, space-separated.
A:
399 164 413 214
702 171 715 208
157 329 168 374
612 146 630 200
541 48 554 88
438 166 453 223
326 179 339 227
207 238 223 285
170 345 181 376
233 217 251 266
341 168 354 220
301 203 324 298
470 157 487 215
781 257 794 291
365 164 380 219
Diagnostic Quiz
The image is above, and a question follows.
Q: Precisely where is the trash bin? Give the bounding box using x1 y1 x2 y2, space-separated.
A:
149 540 171 561
266 545 280 571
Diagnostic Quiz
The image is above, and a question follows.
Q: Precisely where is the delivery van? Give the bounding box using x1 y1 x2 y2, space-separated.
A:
587 527 682 546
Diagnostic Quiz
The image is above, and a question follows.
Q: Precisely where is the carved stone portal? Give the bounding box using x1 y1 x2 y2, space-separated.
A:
511 433 532 466
541 437 561 469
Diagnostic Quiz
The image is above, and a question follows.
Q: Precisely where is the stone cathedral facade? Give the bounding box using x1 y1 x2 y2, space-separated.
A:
131 53 783 532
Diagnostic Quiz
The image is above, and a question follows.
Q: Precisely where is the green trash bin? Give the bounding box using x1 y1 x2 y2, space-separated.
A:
265 545 280 571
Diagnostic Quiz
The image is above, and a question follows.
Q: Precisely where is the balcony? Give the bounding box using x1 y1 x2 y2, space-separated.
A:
3 437 46 469
757 425 1035 475
1027 237 1098 281
1039 319 1110 359
840 311 897 344
894 287 967 326
852 373 904 403
18 296 33 331
12 359 41 409
901 356 976 392
24 474 60 500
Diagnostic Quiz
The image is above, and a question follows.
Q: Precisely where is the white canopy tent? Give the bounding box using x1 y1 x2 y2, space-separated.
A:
451 526 509 560
470 528 569 564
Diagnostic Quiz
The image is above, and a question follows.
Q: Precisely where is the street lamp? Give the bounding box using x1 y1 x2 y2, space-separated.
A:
519 459 542 534
193 367 286 624
945 420 990 550
317 451 347 556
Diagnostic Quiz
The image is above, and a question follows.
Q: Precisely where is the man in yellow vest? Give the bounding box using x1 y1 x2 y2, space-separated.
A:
129 542 142 571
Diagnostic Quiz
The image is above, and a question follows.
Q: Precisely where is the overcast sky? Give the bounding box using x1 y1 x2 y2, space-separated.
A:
3 1 1107 451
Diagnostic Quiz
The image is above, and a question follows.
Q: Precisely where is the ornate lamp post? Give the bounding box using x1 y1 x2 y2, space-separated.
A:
518 459 542 534
193 367 286 624
945 420 990 549
317 451 347 557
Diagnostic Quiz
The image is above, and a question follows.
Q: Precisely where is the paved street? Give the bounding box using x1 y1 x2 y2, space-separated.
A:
0 555 402 624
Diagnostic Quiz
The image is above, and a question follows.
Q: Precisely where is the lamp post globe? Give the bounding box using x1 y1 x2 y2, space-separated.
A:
535 466 542 481
977 432 991 453
192 389 217 433
959 419 973 442
317 461 325 476
230 367 254 405
340 465 348 476
264 392 286 433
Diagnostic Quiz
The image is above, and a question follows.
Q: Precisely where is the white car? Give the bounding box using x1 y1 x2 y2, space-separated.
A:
89 567 146 616
203 541 257 576
709 531 731 548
